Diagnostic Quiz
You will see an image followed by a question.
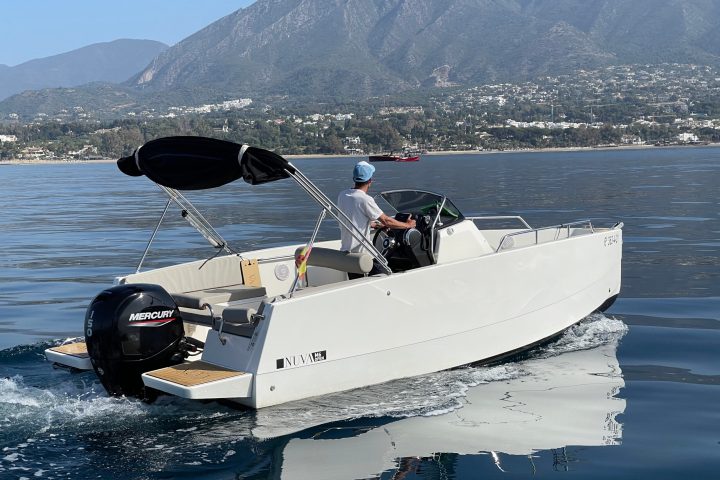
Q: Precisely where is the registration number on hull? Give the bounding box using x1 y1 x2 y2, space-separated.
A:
603 232 620 247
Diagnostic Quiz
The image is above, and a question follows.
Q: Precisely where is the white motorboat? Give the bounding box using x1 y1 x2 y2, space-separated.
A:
45 136 623 408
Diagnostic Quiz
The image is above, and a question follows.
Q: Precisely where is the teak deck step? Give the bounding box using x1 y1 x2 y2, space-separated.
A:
44 341 93 370
49 342 89 358
145 361 246 387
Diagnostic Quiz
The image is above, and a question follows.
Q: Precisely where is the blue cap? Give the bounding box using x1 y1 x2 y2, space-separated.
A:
353 161 375 182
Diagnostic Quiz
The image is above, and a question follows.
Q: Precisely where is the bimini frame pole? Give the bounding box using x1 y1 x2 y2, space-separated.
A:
136 198 171 273
285 165 392 275
157 185 234 254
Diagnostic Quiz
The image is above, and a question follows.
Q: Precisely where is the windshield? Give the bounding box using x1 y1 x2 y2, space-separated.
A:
379 190 464 226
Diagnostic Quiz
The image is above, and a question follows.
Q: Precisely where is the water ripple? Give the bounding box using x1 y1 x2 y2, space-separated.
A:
623 365 720 385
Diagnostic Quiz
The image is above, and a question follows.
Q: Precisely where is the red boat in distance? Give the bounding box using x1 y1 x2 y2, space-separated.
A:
369 154 420 162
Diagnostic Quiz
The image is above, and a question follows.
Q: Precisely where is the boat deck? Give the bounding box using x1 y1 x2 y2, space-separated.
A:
145 361 246 387
45 341 93 370
48 342 89 358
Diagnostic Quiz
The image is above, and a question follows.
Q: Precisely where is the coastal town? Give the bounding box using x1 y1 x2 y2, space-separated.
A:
2 63 720 161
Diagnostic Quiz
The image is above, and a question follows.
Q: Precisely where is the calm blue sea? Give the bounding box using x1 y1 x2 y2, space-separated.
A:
1 147 719 479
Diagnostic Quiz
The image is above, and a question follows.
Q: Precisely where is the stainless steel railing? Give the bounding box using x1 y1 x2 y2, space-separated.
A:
467 215 532 229
495 220 595 252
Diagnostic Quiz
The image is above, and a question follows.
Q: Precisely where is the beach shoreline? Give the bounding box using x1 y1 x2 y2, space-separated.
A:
1 142 718 165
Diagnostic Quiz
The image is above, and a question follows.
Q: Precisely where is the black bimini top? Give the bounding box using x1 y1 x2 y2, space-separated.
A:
117 136 295 190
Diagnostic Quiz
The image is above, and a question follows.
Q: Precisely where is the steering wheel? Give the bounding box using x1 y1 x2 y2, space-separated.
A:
373 212 418 256
373 227 398 257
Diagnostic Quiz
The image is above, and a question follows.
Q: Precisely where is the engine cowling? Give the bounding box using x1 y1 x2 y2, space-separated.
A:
84 283 184 398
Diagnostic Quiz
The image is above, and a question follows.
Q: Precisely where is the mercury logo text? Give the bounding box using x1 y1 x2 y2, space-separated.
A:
129 310 175 322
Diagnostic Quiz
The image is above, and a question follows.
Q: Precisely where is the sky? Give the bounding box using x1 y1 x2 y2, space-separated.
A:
0 0 255 66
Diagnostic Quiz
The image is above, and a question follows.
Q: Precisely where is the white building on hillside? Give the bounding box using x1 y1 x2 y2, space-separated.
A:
677 132 699 143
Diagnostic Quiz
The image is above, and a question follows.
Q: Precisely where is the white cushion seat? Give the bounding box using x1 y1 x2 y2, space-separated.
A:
172 285 266 310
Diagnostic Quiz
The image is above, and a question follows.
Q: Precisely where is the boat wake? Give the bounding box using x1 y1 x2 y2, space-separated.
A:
0 313 627 476
535 312 629 357
0 341 252 476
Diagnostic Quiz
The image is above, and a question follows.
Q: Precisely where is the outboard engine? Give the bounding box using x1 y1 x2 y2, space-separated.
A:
84 283 184 398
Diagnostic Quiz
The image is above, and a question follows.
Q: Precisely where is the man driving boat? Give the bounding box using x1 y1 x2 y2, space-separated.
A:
338 161 416 277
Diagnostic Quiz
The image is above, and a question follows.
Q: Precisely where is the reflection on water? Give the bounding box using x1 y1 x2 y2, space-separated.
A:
276 330 626 479
622 365 720 385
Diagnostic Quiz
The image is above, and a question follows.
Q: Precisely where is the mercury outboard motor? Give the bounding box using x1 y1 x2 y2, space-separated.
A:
84 283 185 398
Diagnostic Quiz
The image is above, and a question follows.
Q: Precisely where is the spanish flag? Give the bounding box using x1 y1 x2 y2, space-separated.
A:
295 245 312 279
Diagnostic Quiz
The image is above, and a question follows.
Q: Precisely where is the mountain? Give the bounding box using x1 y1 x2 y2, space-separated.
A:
0 39 168 101
130 0 720 98
3 0 720 116
521 0 720 64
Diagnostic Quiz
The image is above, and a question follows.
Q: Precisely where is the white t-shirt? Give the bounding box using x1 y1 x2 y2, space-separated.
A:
337 188 383 253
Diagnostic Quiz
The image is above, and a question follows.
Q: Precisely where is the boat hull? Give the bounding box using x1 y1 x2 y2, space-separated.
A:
204 228 622 408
